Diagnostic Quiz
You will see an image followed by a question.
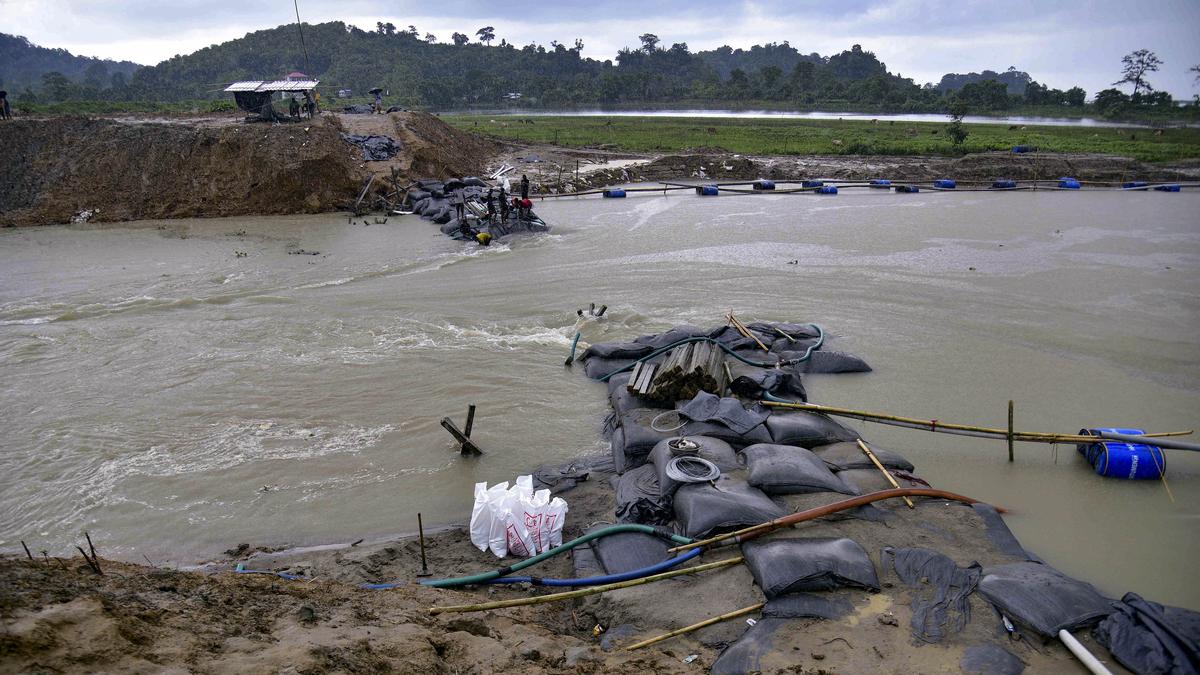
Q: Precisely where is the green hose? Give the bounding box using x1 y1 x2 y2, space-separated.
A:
420 524 692 588
598 324 825 382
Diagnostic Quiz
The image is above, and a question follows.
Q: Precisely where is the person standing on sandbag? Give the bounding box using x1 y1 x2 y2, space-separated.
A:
485 188 496 223
520 174 530 200
451 184 466 223
498 185 509 222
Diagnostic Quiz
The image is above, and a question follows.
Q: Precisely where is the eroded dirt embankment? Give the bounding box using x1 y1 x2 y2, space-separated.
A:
0 112 497 227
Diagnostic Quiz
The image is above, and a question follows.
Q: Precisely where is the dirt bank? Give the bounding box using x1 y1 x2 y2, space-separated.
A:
0 112 496 227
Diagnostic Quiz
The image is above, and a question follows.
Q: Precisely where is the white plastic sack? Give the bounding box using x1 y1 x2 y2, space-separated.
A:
470 475 570 558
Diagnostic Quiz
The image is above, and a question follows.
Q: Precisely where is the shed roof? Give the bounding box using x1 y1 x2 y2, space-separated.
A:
224 79 319 93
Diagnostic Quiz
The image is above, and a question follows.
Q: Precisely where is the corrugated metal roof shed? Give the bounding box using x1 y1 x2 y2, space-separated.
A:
223 80 319 92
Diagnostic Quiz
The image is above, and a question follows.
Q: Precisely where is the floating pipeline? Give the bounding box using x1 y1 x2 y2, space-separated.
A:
523 177 1198 201
405 177 550 242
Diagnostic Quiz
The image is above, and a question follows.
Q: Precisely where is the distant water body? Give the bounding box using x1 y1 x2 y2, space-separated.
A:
484 109 1161 128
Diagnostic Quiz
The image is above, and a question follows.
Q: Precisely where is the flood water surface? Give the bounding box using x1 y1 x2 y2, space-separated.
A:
1 190 1198 608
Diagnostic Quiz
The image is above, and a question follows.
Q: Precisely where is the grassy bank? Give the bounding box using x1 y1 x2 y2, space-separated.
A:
443 114 1200 163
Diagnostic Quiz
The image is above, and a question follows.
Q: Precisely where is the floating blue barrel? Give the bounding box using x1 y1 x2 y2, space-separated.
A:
1012 145 1037 153
895 185 920 193
695 185 719 196
869 179 891 188
802 180 824 188
1154 184 1181 192
817 186 838 195
992 179 1017 189
1058 177 1081 189
753 180 776 190
1077 428 1166 480
934 179 956 189
1122 181 1148 189
603 188 626 198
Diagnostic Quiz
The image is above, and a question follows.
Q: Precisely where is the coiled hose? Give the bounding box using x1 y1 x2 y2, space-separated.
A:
596 324 825 382
363 524 692 590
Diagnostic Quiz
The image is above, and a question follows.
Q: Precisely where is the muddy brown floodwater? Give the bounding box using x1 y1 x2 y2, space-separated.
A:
1 188 1197 609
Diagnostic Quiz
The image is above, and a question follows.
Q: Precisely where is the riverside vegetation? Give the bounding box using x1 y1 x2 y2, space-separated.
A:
444 114 1200 163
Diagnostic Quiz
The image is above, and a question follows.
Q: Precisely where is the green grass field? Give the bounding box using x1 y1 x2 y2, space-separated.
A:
443 114 1200 163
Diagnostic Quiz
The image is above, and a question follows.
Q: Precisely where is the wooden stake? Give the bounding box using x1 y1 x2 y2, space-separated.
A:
21 540 33 561
441 417 483 456
428 556 744 615
1007 400 1014 462
856 439 913 508
464 405 476 438
627 603 765 650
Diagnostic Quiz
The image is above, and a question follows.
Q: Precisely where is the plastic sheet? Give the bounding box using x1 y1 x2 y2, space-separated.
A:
581 341 654 361
613 465 672 525
672 476 785 538
811 441 914 472
649 436 738 498
790 350 872 373
726 362 808 401
764 410 859 448
978 562 1112 639
741 443 855 495
1093 592 1200 675
712 593 854 675
678 392 769 435
741 538 881 598
883 547 982 643
340 133 401 161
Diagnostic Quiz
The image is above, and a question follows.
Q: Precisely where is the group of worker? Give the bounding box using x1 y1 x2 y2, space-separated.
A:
287 90 318 121
453 174 533 245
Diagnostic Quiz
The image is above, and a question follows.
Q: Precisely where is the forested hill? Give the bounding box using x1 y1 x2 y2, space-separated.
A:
12 22 1095 113
1 33 141 94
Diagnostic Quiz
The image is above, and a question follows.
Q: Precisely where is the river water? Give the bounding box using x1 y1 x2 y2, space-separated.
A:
2 190 1198 608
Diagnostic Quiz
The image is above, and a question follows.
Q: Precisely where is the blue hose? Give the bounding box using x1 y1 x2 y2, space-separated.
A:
481 547 702 586
597 324 824 382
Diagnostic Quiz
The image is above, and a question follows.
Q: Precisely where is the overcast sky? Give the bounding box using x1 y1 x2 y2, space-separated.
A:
5 0 1199 97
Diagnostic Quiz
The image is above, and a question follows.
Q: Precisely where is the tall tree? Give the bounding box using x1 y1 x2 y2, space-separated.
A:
1192 64 1200 84
452 32 469 46
476 26 495 45
1114 49 1162 96
424 33 437 44
638 34 659 53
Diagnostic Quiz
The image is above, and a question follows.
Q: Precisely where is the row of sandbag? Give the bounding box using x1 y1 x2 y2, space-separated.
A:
614 433 920 536
581 323 872 386
407 178 488 226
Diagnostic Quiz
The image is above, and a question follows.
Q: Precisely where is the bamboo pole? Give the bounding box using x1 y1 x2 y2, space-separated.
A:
761 400 1191 445
669 487 994 553
856 439 913 508
1008 400 1015 462
428 556 744 615
626 603 765 650
727 312 768 352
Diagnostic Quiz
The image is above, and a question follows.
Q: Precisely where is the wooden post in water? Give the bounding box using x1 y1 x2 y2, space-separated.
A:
1007 400 1015 462
464 404 476 438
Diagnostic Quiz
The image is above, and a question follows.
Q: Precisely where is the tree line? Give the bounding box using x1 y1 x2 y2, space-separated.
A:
4 23 1197 119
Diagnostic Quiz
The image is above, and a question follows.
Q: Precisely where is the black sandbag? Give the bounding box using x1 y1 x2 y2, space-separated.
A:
768 336 821 355
433 209 452 224
631 325 708 349
883 547 982 643
385 105 407 113
960 644 1026 675
584 356 640 380
340 133 401 161
712 593 854 675
741 443 855 495
610 383 666 417
742 538 880 597
409 189 431 201
463 177 488 187
765 410 859 447
812 441 915 472
678 391 768 435
581 341 654 361
609 427 632 475
726 362 808 401
605 371 631 396
1093 592 1200 675
618 409 772 462
745 322 822 341
342 104 374 114
672 476 785 539
417 179 444 192
588 527 672 575
649 435 738 498
978 562 1112 639
612 464 672 525
789 350 873 374
972 503 1035 561
707 324 777 352
532 454 611 494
